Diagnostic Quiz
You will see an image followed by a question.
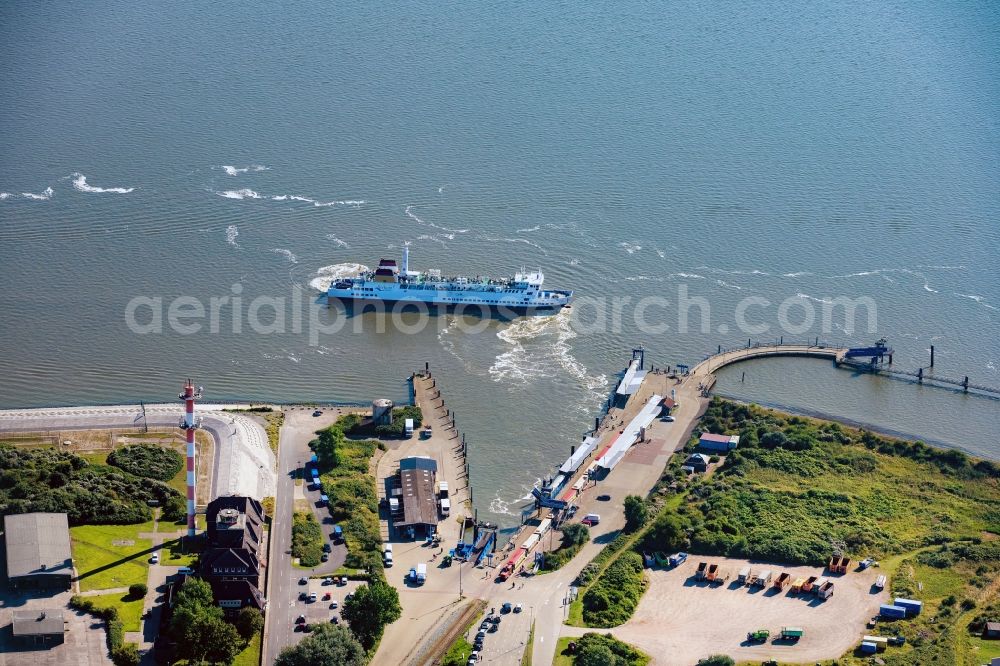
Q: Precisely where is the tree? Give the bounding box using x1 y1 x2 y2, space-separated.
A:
235 606 264 641
577 643 615 666
623 495 649 532
128 583 147 599
111 643 140 666
341 580 402 651
699 655 735 666
647 512 686 552
275 624 366 666
313 427 345 469
560 523 590 548
168 577 242 665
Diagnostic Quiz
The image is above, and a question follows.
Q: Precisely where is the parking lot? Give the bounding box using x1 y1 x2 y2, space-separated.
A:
289 575 363 631
602 556 887 665
462 601 535 666
0 586 111 666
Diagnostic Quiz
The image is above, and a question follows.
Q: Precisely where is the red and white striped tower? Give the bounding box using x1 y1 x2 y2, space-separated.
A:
178 379 203 538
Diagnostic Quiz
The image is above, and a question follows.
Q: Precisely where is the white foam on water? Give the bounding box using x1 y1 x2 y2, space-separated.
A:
715 279 743 290
309 263 368 292
781 271 813 277
954 293 997 311
325 234 349 248
795 292 835 305
0 192 11 200
271 195 288 201
569 258 580 266
655 248 666 259
70 173 134 194
271 248 298 264
987 360 997 373
416 234 448 247
669 272 705 280
482 236 547 254
20 187 54 200
619 241 642 254
917 264 967 271
221 164 268 175
226 225 240 247
697 265 770 276
517 225 541 233
405 205 469 233
490 308 607 408
489 495 515 516
216 188 261 200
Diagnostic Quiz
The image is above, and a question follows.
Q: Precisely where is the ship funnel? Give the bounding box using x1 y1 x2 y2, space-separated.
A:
401 242 410 274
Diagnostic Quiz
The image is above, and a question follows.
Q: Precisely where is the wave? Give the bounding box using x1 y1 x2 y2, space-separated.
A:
781 271 813 277
271 248 298 264
619 241 642 254
309 263 369 292
954 293 997 311
404 205 469 233
655 248 666 259
221 164 268 176
697 265 770 276
669 272 705 280
0 192 11 200
19 187 55 201
517 225 540 233
226 225 239 247
325 234 349 248
715 279 743 290
481 236 547 254
416 234 448 247
489 309 607 409
70 173 134 194
217 188 261 200
796 292 834 305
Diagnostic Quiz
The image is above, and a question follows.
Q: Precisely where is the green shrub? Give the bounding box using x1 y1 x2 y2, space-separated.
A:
111 643 140 666
582 551 646 627
292 511 324 567
128 583 147 599
572 633 648 665
108 444 183 481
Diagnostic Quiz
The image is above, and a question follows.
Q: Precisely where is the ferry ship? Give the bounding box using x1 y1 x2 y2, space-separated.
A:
327 244 573 312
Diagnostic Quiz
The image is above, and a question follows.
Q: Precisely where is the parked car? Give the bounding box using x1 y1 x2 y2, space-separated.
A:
299 577 308 585
150 553 159 564
329 601 338 609
321 553 329 562
323 543 332 553
295 615 306 624
596 494 611 501
501 602 512 614
177 566 194 575
308 592 317 602
322 576 334 585
662 415 676 422
513 603 522 613
313 410 322 417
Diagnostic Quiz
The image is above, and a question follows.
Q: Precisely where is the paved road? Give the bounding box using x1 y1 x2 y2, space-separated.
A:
263 408 349 666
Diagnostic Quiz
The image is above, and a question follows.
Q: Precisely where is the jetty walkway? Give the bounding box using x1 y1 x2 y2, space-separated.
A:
691 343 847 377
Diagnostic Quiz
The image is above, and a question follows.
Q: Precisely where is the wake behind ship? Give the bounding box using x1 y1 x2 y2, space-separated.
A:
327 244 573 313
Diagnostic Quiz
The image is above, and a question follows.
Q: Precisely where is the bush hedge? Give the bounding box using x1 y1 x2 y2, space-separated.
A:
107 444 183 481
0 446 185 525
292 511 324 567
581 551 646 627
70 595 137 666
571 633 649 666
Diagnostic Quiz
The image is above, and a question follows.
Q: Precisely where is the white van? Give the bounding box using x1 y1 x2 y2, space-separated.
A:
383 543 393 567
404 418 414 438
439 498 451 517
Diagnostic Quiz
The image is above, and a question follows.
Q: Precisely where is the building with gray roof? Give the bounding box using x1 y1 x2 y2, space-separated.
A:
3 512 73 590
12 609 66 646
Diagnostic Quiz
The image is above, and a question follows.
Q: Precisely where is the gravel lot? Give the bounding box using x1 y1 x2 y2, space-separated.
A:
607 556 888 665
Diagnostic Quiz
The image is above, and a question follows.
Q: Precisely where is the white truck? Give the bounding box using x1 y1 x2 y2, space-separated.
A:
439 497 451 516
415 562 427 584
404 418 414 438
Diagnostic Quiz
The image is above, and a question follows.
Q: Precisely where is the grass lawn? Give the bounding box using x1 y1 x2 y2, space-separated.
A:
553 637 574 666
71 522 155 592
88 591 145 632
968 636 1000 664
163 536 199 566
233 630 262 666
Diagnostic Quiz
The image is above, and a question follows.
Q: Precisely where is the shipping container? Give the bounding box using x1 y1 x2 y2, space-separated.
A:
860 641 878 654
755 570 773 586
773 572 791 589
812 577 830 593
738 567 751 584
696 562 708 579
535 518 552 537
894 598 923 615
791 577 806 593
802 575 819 593
880 604 907 619
780 627 804 640
706 563 719 581
522 534 540 551
818 581 835 599
874 575 886 590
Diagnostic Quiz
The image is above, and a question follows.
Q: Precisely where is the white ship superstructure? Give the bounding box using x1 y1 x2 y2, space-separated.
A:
327 244 573 311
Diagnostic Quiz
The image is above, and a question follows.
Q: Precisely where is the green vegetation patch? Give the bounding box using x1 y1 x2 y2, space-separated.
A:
312 419 384 571
0 445 185 525
70 522 154 592
86 591 145 632
292 511 324 567
107 443 183 481
541 523 590 571
674 399 1000 566
341 406 422 438
554 632 649 666
581 551 646 627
